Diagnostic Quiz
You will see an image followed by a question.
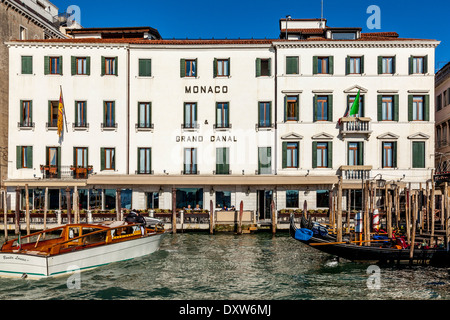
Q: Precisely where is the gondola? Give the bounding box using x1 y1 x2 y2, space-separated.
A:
290 214 450 266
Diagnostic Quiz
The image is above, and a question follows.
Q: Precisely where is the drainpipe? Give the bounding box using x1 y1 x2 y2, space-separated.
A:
126 46 130 175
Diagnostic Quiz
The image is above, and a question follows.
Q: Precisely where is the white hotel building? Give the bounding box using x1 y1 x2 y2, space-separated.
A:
5 19 439 220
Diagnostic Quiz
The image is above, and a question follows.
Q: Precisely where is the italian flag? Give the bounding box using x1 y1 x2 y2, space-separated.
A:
339 90 360 125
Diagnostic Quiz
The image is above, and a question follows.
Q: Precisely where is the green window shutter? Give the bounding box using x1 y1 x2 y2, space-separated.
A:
392 56 396 74
149 102 152 125
149 148 152 173
357 142 364 165
27 147 33 169
73 147 76 167
213 58 217 78
228 58 231 76
328 56 334 75
412 142 425 168
295 95 299 120
180 59 186 78
255 58 261 77
86 57 91 75
312 142 318 169
44 56 50 75
327 95 333 122
360 56 365 74
195 58 198 77
377 56 383 74
313 56 318 75
75 101 78 125
268 58 272 76
112 102 115 124
137 148 141 173
139 59 151 77
424 55 428 74
57 147 61 176
114 57 118 76
313 96 317 122
20 100 23 123
71 56 76 75
103 102 106 125
16 146 22 169
101 56 105 76
138 59 144 77
393 95 399 121
286 57 298 74
282 142 288 169
58 56 63 75
408 95 413 121
345 56 350 75
48 101 52 124
409 56 413 75
377 95 382 121
100 148 105 171
360 95 365 117
327 142 333 169
424 95 430 121
22 56 32 74
393 142 397 168
284 96 287 122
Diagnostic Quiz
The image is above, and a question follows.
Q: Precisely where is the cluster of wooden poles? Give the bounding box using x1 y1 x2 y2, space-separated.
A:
326 171 450 254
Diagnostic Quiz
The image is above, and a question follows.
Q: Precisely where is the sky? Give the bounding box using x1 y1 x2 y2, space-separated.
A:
50 0 449 71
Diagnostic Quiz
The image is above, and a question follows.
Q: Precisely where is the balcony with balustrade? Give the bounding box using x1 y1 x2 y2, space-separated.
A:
339 117 372 138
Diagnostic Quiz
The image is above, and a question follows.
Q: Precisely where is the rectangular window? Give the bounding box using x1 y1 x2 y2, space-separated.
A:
316 96 329 121
103 101 115 128
216 191 231 209
286 56 299 75
286 96 298 121
444 91 448 106
256 58 271 77
382 96 393 121
104 57 116 75
17 146 32 169
74 147 88 168
215 59 230 77
317 190 330 208
76 58 87 75
147 192 159 209
318 57 329 74
184 148 198 174
286 190 299 208
412 57 424 74
21 100 32 127
184 103 197 129
412 141 425 168
216 102 229 128
47 147 58 166
138 148 152 174
286 142 299 168
138 59 152 77
383 142 395 168
382 57 394 74
48 101 59 127
258 147 272 175
348 95 364 117
101 148 115 171
49 57 60 75
216 148 230 175
316 143 328 168
437 94 442 111
20 26 27 40
75 101 87 127
348 142 363 166
185 59 197 77
412 96 424 121
259 102 272 128
138 102 152 128
45 147 60 178
21 56 33 74
349 57 361 74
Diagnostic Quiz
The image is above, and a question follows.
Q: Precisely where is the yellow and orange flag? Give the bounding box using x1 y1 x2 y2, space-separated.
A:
57 86 64 137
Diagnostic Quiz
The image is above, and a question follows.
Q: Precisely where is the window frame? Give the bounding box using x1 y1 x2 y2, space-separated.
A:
49 57 60 75
316 143 328 168
184 148 198 175
317 57 329 74
316 96 329 121
138 147 152 174
103 148 116 171
183 102 198 129
75 101 87 128
286 142 299 169
216 59 230 77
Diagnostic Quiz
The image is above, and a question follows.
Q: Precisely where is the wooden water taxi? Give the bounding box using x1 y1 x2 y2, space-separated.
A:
0 214 167 279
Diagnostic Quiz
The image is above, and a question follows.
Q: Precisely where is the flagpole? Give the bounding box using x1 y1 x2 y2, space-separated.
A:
60 85 69 133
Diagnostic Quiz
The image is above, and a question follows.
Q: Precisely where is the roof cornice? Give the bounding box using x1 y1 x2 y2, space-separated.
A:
273 40 440 49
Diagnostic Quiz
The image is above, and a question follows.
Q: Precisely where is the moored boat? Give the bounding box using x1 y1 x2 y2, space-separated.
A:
0 213 168 279
290 214 450 266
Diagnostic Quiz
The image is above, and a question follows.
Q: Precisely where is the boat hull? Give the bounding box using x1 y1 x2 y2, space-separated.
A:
0 233 165 279
290 214 449 266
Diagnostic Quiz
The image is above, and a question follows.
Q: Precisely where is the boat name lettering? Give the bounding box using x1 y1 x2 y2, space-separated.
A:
2 255 28 262
185 86 228 94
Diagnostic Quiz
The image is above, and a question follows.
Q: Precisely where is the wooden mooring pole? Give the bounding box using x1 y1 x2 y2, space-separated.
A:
337 177 343 242
15 187 20 235
3 190 8 241
25 184 30 241
237 201 243 235
410 192 418 263
209 200 214 235
271 200 277 235
172 188 177 234
430 170 436 246
405 187 411 245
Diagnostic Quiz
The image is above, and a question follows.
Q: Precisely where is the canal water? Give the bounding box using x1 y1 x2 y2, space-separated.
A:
0 232 448 301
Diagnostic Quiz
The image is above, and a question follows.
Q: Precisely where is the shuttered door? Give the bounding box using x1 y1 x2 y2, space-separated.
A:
412 142 425 168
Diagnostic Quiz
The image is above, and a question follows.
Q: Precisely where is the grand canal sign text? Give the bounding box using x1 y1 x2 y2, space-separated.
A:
176 135 237 142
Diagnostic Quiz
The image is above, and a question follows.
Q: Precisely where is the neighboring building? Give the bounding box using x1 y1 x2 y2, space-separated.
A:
435 62 450 178
4 18 439 219
0 0 66 193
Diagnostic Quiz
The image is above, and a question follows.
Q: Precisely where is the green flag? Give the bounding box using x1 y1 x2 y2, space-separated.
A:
349 90 361 117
